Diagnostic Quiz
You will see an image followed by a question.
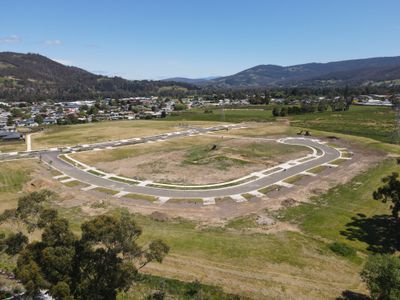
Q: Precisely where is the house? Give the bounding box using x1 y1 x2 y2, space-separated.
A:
1 132 22 141
0 131 10 138
2 125 16 132
43 117 57 125
16 119 39 128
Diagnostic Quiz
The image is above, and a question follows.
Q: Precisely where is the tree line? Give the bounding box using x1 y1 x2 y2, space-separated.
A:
271 98 351 117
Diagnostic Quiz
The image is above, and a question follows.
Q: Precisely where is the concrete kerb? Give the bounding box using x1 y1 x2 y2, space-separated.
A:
231 194 247 203
203 197 216 205
276 181 294 188
156 197 170 204
37 129 345 206
67 136 324 191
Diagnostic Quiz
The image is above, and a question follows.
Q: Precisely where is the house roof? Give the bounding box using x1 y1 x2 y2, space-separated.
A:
2 132 21 140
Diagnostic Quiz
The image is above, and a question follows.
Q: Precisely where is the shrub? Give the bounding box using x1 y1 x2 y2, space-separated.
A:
329 242 356 257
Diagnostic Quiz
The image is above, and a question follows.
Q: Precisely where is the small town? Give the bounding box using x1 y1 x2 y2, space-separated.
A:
0 94 396 145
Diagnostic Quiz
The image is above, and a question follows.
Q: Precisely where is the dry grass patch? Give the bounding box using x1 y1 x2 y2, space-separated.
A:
217 122 291 137
241 193 255 200
31 120 221 150
308 165 328 174
331 158 350 165
167 198 203 204
0 142 26 153
123 193 157 202
93 187 118 195
0 160 37 213
341 152 353 158
62 180 89 188
259 185 280 195
283 174 308 185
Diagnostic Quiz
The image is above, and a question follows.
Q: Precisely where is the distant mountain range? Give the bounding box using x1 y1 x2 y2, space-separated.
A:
168 56 400 88
1 52 400 102
0 52 194 101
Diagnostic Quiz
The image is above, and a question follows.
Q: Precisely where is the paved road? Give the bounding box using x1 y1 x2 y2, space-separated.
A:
41 137 341 198
0 124 241 160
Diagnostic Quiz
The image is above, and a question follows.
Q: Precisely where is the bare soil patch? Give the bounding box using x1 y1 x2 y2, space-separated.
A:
75 137 309 185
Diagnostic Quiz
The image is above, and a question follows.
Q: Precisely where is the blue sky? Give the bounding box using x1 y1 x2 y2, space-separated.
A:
1 0 400 79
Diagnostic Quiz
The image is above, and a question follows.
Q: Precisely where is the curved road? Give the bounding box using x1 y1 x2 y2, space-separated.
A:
41 138 341 198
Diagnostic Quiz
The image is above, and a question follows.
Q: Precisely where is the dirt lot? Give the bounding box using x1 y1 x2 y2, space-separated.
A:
72 135 309 184
79 136 382 224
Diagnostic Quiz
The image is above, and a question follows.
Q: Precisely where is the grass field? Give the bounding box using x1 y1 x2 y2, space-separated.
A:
0 159 39 274
30 120 222 150
29 106 396 151
278 158 397 253
167 107 275 123
51 205 364 299
0 159 37 213
290 106 395 143
126 159 397 299
167 105 395 144
0 142 26 153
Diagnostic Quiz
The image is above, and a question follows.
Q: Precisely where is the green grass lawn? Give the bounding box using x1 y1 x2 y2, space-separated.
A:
277 158 397 253
167 107 275 123
289 105 395 143
0 160 37 213
169 105 395 144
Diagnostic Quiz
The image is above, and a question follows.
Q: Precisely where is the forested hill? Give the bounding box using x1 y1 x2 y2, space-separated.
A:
0 52 195 101
202 56 400 88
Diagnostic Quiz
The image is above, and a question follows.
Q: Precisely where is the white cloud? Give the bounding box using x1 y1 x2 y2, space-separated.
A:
44 39 62 45
52 58 72 65
0 35 21 44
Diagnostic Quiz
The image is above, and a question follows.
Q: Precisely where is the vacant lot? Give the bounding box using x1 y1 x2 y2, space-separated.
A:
0 141 26 153
279 158 396 253
215 121 293 138
71 134 309 184
31 120 222 150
